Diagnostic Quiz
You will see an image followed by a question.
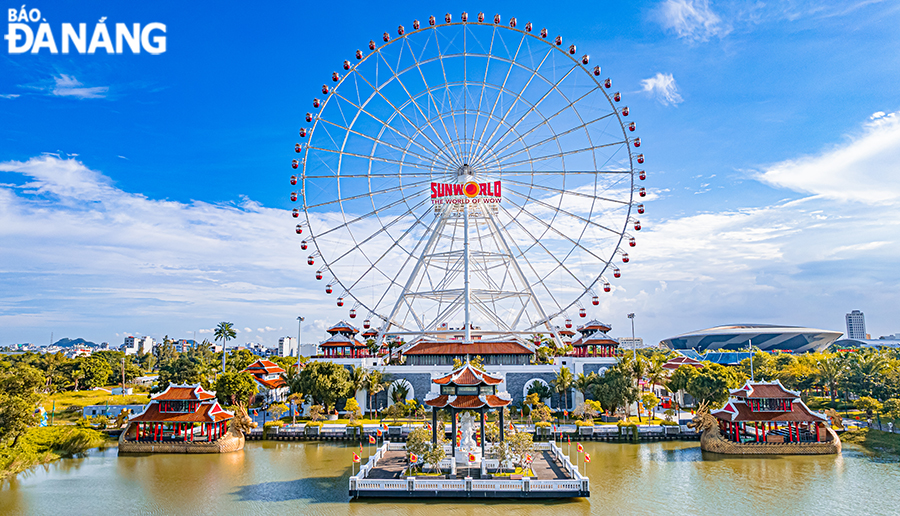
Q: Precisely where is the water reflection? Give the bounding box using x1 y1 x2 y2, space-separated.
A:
0 440 898 515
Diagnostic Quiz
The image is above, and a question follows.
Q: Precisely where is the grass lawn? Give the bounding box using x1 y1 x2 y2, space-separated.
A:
42 390 151 424
841 428 900 456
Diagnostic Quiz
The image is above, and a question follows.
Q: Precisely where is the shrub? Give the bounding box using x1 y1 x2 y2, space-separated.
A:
575 420 594 427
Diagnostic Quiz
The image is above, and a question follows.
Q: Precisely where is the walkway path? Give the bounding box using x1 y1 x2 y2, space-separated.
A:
366 450 408 479
531 451 571 480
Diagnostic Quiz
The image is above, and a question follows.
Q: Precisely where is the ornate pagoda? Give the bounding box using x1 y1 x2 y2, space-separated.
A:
424 362 511 461
689 379 841 455
241 359 289 403
571 320 619 357
119 383 252 454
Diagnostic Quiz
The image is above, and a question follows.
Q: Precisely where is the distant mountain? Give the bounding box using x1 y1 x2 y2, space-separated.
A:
51 338 100 348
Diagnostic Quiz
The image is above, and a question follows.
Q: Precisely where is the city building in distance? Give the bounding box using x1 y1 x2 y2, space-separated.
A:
660 324 842 353
845 310 866 340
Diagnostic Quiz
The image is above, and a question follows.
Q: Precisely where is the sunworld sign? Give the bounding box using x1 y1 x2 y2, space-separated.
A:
5 6 166 54
431 181 502 205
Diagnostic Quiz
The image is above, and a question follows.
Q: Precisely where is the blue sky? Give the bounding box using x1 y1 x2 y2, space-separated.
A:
2 0 899 347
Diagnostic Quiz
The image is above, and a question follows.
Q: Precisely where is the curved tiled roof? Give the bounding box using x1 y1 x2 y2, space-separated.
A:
151 383 216 401
242 359 285 375
403 340 532 356
730 380 799 399
433 363 503 386
130 400 233 423
577 320 612 333
327 320 359 334
319 333 367 348
423 394 511 409
712 399 826 423
575 332 618 347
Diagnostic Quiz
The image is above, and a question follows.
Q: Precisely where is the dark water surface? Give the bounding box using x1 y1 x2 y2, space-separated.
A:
1 440 898 515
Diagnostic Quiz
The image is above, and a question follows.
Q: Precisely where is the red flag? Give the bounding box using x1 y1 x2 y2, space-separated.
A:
468 453 476 462
376 429 382 437
359 442 363 452
294 410 299 416
567 435 571 444
564 410 568 416
383 423 388 431
509 422 515 432
252 410 258 417
410 453 419 463
525 454 532 463
352 453 360 463
369 435 376 444
577 443 584 453
584 453 591 463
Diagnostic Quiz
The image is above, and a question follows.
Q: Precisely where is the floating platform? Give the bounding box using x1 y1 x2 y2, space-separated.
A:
349 441 589 499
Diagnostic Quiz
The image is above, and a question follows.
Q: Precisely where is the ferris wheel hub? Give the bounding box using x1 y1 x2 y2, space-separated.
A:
456 164 475 180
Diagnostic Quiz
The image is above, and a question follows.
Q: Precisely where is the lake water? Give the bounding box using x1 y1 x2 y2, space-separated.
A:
1 440 898 515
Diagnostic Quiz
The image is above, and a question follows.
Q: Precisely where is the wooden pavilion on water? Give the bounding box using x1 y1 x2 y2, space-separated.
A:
689 379 841 455
127 384 233 442
423 362 512 457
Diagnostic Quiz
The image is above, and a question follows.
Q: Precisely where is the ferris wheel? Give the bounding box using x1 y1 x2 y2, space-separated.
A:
291 12 646 345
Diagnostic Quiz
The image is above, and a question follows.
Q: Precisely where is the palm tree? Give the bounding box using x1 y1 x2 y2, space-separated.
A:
390 379 411 405
551 366 575 414
349 365 368 410
363 369 385 418
816 355 846 403
645 353 669 398
574 372 597 403
214 322 237 374
288 393 304 425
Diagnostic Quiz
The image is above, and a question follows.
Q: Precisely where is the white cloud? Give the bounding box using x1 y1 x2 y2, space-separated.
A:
0 155 330 347
51 75 108 99
0 94 20 99
756 110 900 204
652 0 730 42
640 73 684 106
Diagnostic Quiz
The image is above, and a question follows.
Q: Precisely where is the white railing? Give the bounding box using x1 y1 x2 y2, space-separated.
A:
350 440 589 496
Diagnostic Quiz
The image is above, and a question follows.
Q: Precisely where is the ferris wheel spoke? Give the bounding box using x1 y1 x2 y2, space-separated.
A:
340 198 438 294
307 146 440 173
465 25 497 163
305 178 432 210
500 177 630 205
497 141 627 170
470 30 527 166
350 70 452 164
323 196 432 272
431 32 467 164
493 170 629 175
504 187 623 238
491 111 619 165
495 203 587 305
331 91 445 162
310 192 424 239
470 54 572 166
304 172 444 179
318 117 449 168
486 88 609 160
378 41 464 166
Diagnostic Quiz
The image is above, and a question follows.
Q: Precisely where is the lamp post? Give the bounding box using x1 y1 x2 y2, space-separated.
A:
296 316 305 373
627 313 636 361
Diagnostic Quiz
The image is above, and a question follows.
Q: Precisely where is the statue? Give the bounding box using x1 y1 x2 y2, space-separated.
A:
457 412 481 463
113 408 132 429
824 409 844 431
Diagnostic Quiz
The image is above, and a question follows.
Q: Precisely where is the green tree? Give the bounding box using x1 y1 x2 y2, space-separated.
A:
348 366 368 400
224 349 256 374
389 379 411 405
591 364 637 418
363 369 386 417
574 372 597 403
686 363 736 407
344 397 362 421
641 392 660 420
816 354 847 403
269 402 288 421
882 398 900 421
214 321 237 374
79 357 113 389
405 426 431 462
551 366 574 413
0 364 44 446
856 396 882 417
214 372 258 406
156 354 208 391
526 382 551 404
292 361 351 413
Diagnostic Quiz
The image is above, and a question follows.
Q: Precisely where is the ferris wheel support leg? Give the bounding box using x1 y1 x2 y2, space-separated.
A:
378 211 449 347
483 212 563 348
